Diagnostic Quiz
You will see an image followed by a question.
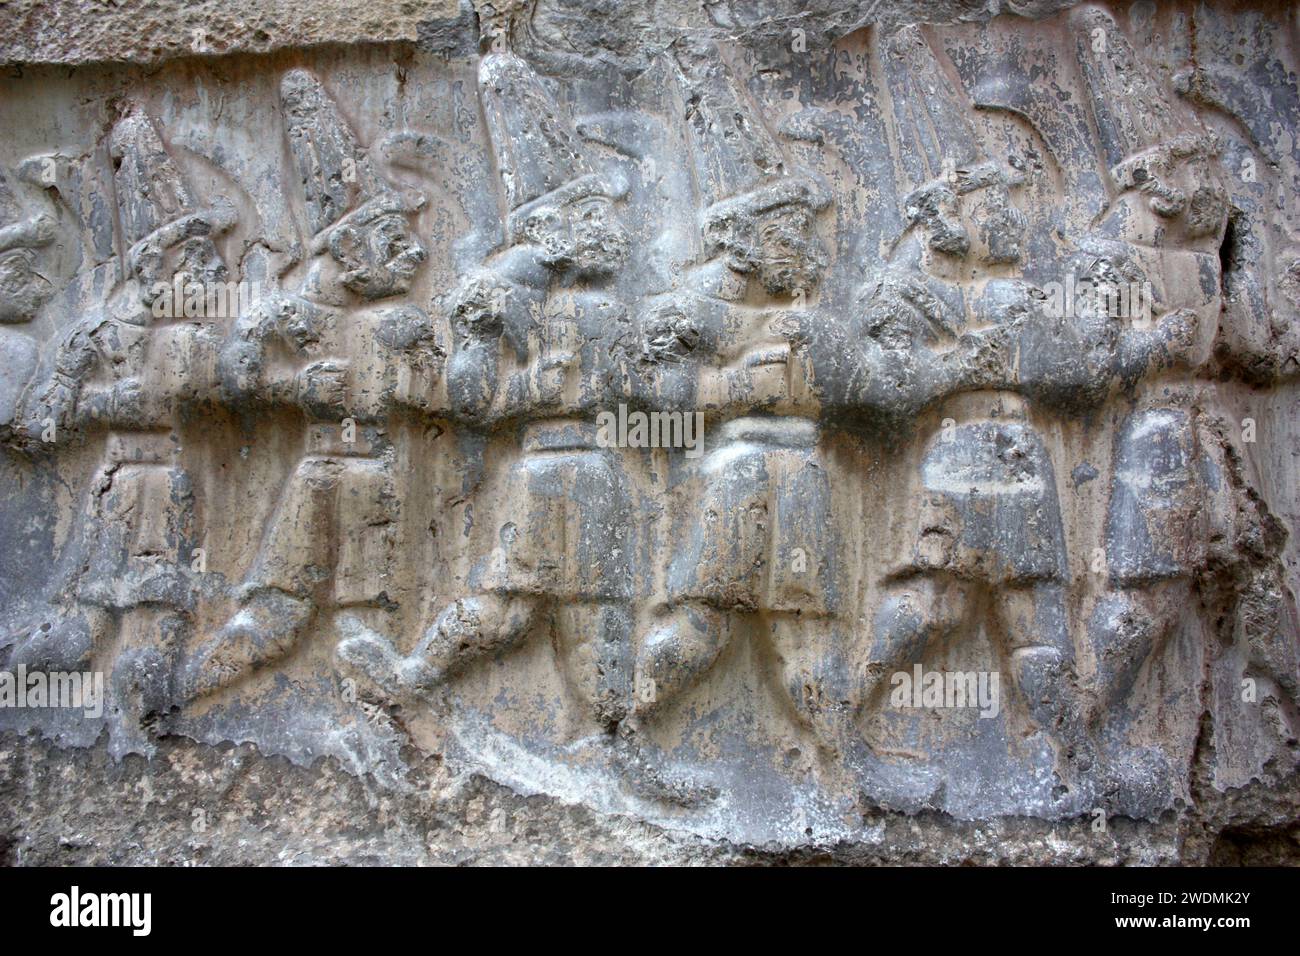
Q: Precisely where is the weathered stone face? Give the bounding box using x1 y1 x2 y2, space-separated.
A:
0 0 1297 862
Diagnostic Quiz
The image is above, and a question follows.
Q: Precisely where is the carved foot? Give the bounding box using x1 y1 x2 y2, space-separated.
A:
334 612 441 700
180 589 311 701
1091 737 1177 817
5 608 99 674
106 645 175 760
613 726 719 808
842 738 944 814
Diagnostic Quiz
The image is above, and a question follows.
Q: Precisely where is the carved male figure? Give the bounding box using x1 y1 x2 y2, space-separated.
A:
859 22 1228 804
859 27 1104 797
13 108 235 755
615 39 853 770
180 69 442 701
1067 9 1288 785
336 50 638 731
0 163 57 435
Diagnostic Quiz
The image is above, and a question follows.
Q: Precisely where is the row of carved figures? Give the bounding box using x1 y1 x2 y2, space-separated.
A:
0 10 1295 800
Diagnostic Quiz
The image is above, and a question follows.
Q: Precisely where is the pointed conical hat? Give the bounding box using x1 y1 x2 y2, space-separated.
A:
1071 7 1217 191
478 52 619 239
108 106 235 272
279 69 423 254
671 38 828 230
0 164 54 254
110 109 198 245
880 26 982 191
878 25 1011 218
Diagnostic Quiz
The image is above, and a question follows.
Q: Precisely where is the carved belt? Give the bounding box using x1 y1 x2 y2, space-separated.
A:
936 390 1029 424
521 418 601 453
711 415 818 450
104 430 177 464
304 422 376 457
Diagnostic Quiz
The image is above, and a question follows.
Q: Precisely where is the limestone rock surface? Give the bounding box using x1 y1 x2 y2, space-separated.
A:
0 0 1297 863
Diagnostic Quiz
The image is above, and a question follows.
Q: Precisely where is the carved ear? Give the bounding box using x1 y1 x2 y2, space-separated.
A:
131 241 164 288
707 218 755 274
328 224 365 268
703 217 730 261
522 208 559 247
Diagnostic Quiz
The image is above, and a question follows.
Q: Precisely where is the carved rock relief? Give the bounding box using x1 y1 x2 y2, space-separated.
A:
0 0 1297 846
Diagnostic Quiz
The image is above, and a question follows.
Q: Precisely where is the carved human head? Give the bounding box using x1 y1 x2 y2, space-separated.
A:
907 161 1026 268
520 192 630 280
703 178 830 298
1109 134 1228 248
448 270 510 339
129 200 235 310
329 212 427 299
314 194 428 300
0 211 56 324
640 300 701 362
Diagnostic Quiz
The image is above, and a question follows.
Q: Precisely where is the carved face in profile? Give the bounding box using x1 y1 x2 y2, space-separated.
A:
135 234 229 309
1108 153 1228 253
0 247 53 323
914 186 970 259
1146 156 1228 246
640 303 701 362
751 202 828 297
1277 254 1300 321
331 213 428 299
527 195 630 279
961 185 1027 266
913 177 1026 268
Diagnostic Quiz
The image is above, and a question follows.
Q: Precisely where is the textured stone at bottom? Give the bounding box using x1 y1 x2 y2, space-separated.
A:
1 0 1299 861
2 732 1297 865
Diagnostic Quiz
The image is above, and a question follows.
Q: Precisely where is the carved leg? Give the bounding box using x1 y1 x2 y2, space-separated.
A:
554 601 634 730
181 453 353 702
997 582 1094 779
1088 582 1188 720
7 604 110 673
610 603 729 807
835 576 975 808
107 607 187 758
413 592 542 681
1238 569 1300 710
1083 581 1188 808
631 603 728 722
334 613 422 698
338 592 543 697
765 615 855 753
865 575 972 709
180 587 313 701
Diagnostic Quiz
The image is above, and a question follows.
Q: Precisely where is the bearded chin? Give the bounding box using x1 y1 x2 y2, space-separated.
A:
761 262 820 297
381 276 410 296
570 246 625 279
0 287 45 322
345 267 398 298
988 245 1021 265
539 240 576 273
573 258 615 280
